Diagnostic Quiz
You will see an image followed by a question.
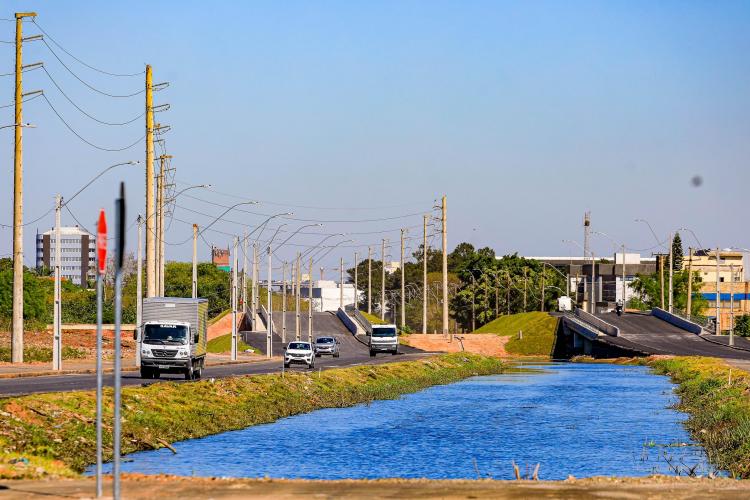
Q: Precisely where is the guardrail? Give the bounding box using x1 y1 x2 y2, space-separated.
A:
669 308 715 334
652 307 704 335
574 308 619 337
337 308 359 334
352 308 373 335
259 305 276 333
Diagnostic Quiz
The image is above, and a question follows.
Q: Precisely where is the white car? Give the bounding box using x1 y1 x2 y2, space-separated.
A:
284 341 315 369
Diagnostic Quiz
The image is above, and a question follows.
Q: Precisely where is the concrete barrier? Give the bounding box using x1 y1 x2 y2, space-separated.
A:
337 308 358 334
574 308 619 337
652 307 703 335
352 309 373 335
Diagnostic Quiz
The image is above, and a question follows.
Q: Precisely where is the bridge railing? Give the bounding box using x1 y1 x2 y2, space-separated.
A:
667 308 715 334
337 307 359 335
352 308 373 335
652 307 705 335
574 308 619 337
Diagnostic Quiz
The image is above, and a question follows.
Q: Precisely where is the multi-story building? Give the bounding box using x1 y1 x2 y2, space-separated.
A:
36 226 95 286
683 249 744 284
212 246 230 272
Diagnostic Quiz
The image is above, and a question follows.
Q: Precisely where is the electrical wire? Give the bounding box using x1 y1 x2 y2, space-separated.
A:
41 66 144 125
0 208 54 228
40 39 144 97
42 94 145 151
0 64 42 77
32 20 144 77
0 92 43 109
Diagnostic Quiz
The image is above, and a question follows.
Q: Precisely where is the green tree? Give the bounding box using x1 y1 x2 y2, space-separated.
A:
672 232 684 271
735 315 750 337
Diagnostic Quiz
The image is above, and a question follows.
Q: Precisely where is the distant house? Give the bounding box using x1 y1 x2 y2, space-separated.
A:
36 226 95 286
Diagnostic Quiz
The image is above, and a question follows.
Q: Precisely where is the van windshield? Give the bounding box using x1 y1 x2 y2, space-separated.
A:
144 324 188 345
372 327 397 337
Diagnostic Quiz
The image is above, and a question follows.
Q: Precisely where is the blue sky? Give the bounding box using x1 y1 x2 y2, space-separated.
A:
2 1 749 272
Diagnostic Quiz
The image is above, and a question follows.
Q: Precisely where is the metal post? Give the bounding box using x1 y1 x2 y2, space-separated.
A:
716 247 721 334
231 237 238 360
145 64 155 298
282 261 287 343
523 267 527 312
367 246 372 314
730 263 735 346
95 227 104 498
53 195 62 370
621 244 626 308
192 224 198 299
251 243 257 330
308 257 313 342
400 228 405 329
112 184 125 500
296 252 301 340
136 216 143 366
267 245 272 358
471 274 476 332
441 195 449 337
242 229 248 312
157 157 167 296
422 215 428 334
659 254 665 310
685 247 693 319
381 239 386 321
354 251 359 310
591 252 597 314
668 231 674 313
340 257 344 310
541 269 545 312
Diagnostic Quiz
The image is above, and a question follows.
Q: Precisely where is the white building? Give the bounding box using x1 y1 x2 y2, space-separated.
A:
36 226 96 286
301 280 359 312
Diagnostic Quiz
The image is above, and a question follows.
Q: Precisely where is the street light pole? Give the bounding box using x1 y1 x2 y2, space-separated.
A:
423 215 428 334
668 231 674 313
716 247 721 334
730 263 735 346
231 237 238 361
368 246 372 314
136 216 143 367
267 244 272 358
400 228 405 330
381 239 386 321
53 194 62 370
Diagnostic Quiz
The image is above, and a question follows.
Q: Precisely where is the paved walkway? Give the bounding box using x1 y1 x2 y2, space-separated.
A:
0 352 258 379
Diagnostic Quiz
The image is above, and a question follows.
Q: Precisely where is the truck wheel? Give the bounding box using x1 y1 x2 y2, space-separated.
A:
195 367 202 379
391 350 398 355
284 362 290 368
140 367 151 379
185 363 194 380
369 350 375 357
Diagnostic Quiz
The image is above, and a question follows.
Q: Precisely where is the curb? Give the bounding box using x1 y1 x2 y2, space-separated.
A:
0 358 264 379
699 334 750 354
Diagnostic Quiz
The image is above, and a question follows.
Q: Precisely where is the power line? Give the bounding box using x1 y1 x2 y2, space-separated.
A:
0 92 43 109
0 208 53 228
42 94 145 151
32 20 145 77
0 64 42 78
41 66 144 125
40 39 144 97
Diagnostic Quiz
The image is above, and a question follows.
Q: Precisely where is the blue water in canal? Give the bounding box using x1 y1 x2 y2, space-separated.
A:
91 362 718 480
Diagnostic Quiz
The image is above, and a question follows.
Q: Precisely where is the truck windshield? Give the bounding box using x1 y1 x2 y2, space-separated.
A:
144 324 188 344
372 327 397 337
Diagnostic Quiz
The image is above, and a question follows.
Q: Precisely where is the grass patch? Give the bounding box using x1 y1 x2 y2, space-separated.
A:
0 346 86 363
0 353 505 479
361 311 388 325
206 333 254 354
474 312 559 356
649 356 750 478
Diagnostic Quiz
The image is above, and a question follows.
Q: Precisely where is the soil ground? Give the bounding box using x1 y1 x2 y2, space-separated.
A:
402 333 509 357
2 475 749 499
0 330 135 363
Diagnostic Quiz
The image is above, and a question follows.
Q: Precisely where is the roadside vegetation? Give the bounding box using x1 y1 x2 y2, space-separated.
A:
361 311 388 325
474 312 558 356
0 345 86 363
206 333 254 354
650 356 750 478
0 353 505 479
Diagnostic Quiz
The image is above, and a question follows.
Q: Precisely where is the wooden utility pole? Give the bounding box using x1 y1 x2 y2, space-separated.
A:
523 267 527 312
441 195 449 338
53 195 62 370
506 271 511 315
339 257 344 310
251 243 257 329
368 246 372 314
422 215 428 334
400 229 406 329
11 12 37 363
716 247 721 334
381 239 386 321
685 247 693 319
192 224 198 298
354 252 359 310
136 216 144 366
282 261 287 343
145 65 155 297
295 252 301 340
308 257 313 341
231 237 238 361
659 254 665 310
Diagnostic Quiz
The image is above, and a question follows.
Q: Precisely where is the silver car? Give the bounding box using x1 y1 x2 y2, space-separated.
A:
314 336 341 358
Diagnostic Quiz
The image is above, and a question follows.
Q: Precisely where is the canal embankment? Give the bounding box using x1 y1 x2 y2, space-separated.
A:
0 353 506 479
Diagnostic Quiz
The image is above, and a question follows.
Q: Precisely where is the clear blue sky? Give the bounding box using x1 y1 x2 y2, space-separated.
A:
2 1 749 273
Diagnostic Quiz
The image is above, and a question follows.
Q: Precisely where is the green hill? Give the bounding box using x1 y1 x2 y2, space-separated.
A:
474 312 559 356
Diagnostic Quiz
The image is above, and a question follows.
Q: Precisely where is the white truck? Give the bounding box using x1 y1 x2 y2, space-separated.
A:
369 324 399 356
139 297 208 380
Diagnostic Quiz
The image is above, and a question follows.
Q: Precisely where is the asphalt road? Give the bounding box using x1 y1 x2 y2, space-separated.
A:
594 311 750 360
0 312 426 398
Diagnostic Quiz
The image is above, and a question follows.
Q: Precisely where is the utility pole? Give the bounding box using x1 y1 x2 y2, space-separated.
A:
242 230 247 313
53 195 62 370
591 251 597 314
685 247 693 319
282 261 287 343
523 267 527 312
716 247 721 334
400 228 405 330
540 270 545 312
11 11 37 363
471 274 476 332
506 272 511 315
296 252 301 340
191 224 198 298
339 257 344 310
155 159 163 295
231 237 238 361
368 246 372 314
136 216 143 367
381 238 386 321
441 195 449 338
621 244 626 308
422 215 428 334
730 263 735 346
668 231 674 313
583 212 591 315
354 251 359 310
145 64 156 298
308 257 313 342
320 266 324 281
266 245 272 358
659 254 665 310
